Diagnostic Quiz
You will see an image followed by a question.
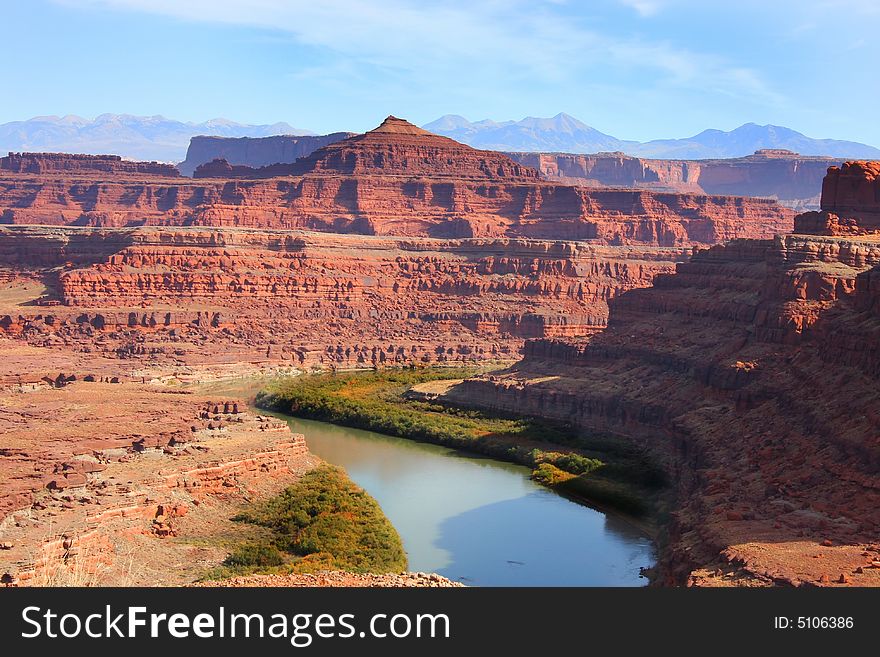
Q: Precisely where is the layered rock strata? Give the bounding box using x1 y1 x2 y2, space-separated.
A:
0 373 314 586
794 161 880 235
1 152 180 177
0 224 690 368
0 118 794 246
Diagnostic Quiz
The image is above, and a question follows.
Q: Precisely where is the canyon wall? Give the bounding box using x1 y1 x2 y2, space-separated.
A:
178 132 356 177
508 149 838 210
0 171 793 244
0 224 690 368
444 163 880 586
179 132 836 212
0 117 799 372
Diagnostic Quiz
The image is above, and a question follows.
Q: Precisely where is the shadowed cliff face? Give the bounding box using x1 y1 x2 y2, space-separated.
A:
179 132 357 177
445 163 880 587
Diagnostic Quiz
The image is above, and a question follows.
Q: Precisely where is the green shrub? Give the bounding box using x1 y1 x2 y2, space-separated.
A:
224 543 285 568
211 464 406 579
531 463 574 486
236 464 406 574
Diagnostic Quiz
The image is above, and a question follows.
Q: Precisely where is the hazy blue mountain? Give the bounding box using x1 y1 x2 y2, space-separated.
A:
424 115 880 159
3 112 878 164
631 123 880 159
0 114 313 162
423 113 636 153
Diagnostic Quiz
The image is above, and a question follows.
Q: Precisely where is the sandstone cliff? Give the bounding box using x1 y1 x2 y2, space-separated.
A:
0 224 691 369
508 149 838 210
794 161 880 235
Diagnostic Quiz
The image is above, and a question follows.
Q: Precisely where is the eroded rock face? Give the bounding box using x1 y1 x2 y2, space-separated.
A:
0 225 690 367
794 161 880 235
0 118 795 246
286 116 540 181
0 378 313 586
1 152 180 177
508 149 838 211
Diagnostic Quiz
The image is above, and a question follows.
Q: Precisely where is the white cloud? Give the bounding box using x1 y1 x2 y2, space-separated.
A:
617 0 664 17
53 0 783 106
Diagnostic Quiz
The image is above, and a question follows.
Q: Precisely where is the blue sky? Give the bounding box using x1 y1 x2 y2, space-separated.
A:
6 0 880 144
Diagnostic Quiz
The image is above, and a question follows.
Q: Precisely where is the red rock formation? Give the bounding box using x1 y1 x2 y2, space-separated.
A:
192 158 252 178
0 380 313 586
821 161 880 217
287 116 540 181
0 224 691 368
508 149 838 210
794 161 880 235
178 132 356 177
0 118 795 246
1 152 180 177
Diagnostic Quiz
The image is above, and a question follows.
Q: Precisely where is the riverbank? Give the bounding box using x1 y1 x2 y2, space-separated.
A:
202 464 407 580
255 369 668 523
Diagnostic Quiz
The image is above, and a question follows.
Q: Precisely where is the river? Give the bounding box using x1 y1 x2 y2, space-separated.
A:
266 412 655 587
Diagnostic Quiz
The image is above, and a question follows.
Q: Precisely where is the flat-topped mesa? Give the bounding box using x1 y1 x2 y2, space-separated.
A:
794 161 880 235
0 152 180 177
179 132 356 176
286 116 541 181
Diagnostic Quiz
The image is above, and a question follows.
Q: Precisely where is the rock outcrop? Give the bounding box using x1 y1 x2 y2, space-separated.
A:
178 132 356 177
0 377 314 586
794 161 880 235
508 149 838 210
286 116 540 181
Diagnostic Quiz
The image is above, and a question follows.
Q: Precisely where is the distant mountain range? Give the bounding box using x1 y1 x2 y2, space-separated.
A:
423 113 880 159
1 112 878 163
423 113 629 154
0 114 313 162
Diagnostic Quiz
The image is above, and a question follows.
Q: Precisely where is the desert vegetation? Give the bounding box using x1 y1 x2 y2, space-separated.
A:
208 464 406 579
